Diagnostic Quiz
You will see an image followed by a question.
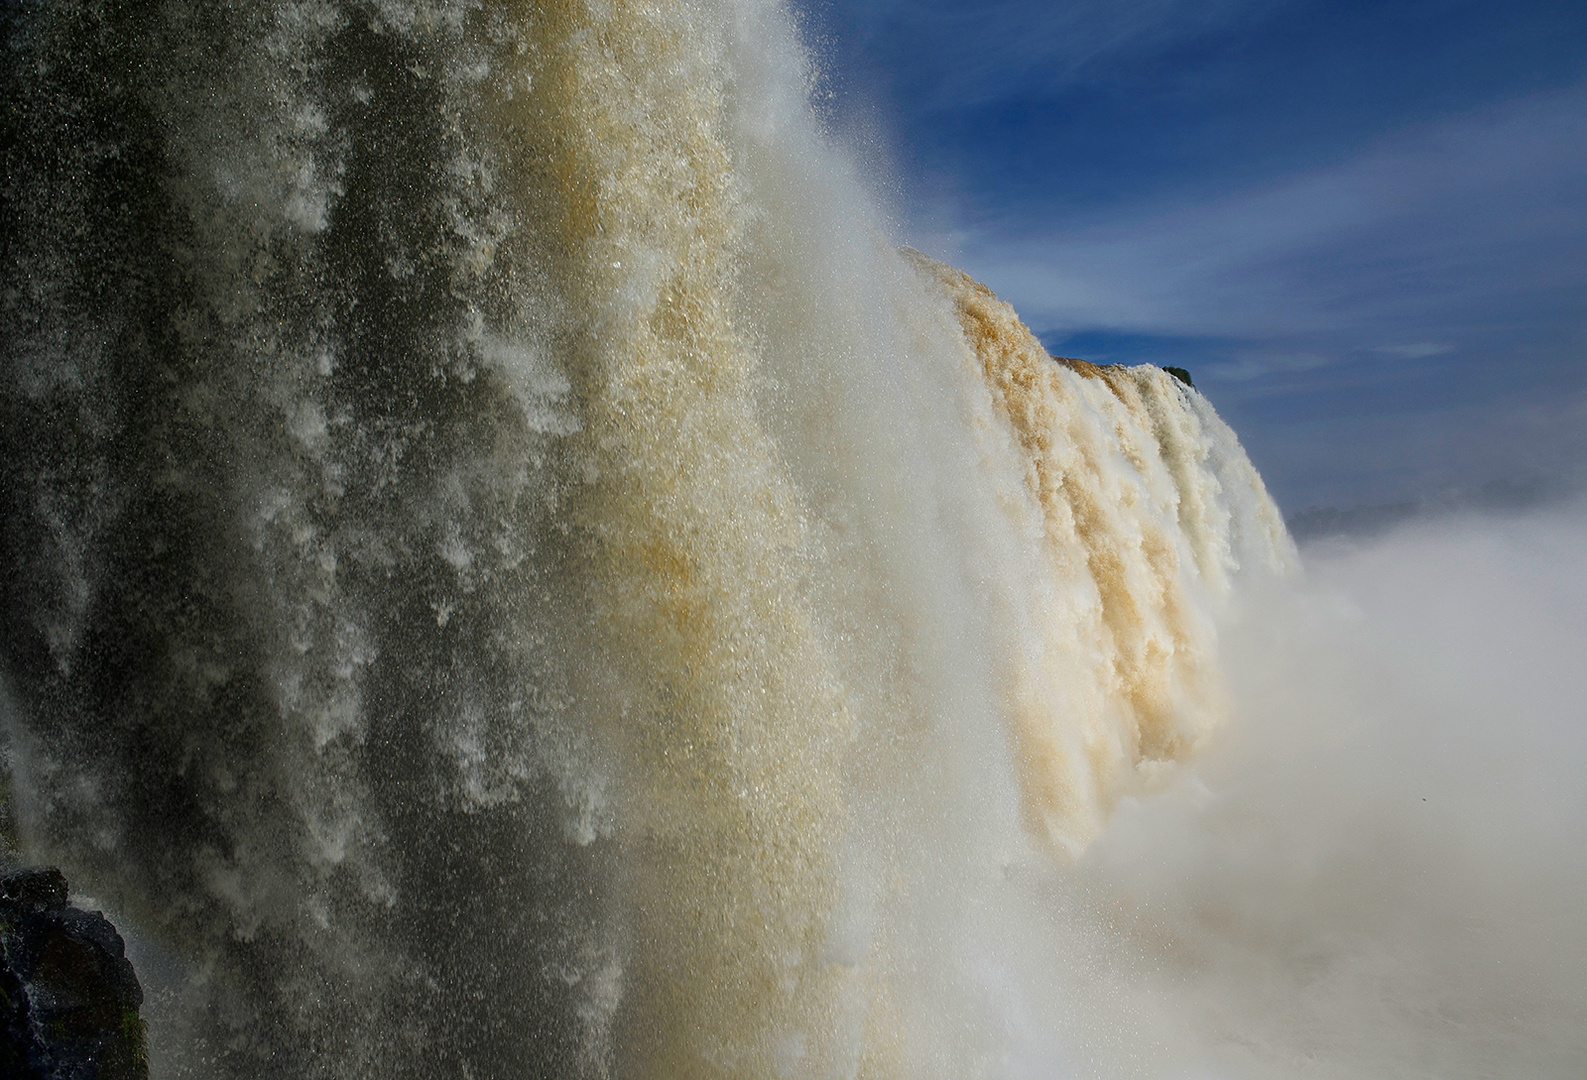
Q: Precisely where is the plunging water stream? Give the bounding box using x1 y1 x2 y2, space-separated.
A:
16 4 1512 1079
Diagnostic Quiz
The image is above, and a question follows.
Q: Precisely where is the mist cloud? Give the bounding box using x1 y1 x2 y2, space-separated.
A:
1066 505 1587 1077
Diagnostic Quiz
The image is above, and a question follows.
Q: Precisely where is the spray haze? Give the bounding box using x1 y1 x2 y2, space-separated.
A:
1072 506 1587 1078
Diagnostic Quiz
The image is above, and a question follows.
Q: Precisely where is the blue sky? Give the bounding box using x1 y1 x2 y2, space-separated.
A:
795 0 1587 512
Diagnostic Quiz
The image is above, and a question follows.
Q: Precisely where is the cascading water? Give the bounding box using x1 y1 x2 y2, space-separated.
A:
1 2 1299 1077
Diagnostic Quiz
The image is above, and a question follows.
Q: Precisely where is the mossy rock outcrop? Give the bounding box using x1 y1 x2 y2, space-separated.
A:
0 866 147 1079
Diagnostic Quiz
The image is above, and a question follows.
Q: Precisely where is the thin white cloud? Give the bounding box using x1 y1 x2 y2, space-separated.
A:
929 83 1587 345
1205 350 1335 381
842 0 1285 108
1374 342 1452 359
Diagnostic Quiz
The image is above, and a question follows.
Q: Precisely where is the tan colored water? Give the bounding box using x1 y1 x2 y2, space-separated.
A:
0 2 1299 1077
907 252 1291 852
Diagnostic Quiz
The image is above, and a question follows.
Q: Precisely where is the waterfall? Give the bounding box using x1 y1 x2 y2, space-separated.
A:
1 2 1292 1077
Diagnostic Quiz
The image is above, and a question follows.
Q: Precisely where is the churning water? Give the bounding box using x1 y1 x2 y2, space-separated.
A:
2 2 1582 1077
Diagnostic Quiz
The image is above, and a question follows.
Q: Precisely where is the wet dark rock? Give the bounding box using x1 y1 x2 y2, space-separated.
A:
1163 366 1194 388
0 866 147 1079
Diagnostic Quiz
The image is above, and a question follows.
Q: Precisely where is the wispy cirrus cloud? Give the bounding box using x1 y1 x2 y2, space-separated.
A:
826 0 1286 109
1373 343 1451 360
902 79 1587 508
936 82 1587 348
811 0 1587 506
1204 351 1335 382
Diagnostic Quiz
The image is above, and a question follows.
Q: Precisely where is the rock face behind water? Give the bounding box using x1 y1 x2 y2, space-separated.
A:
0 867 148 1080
